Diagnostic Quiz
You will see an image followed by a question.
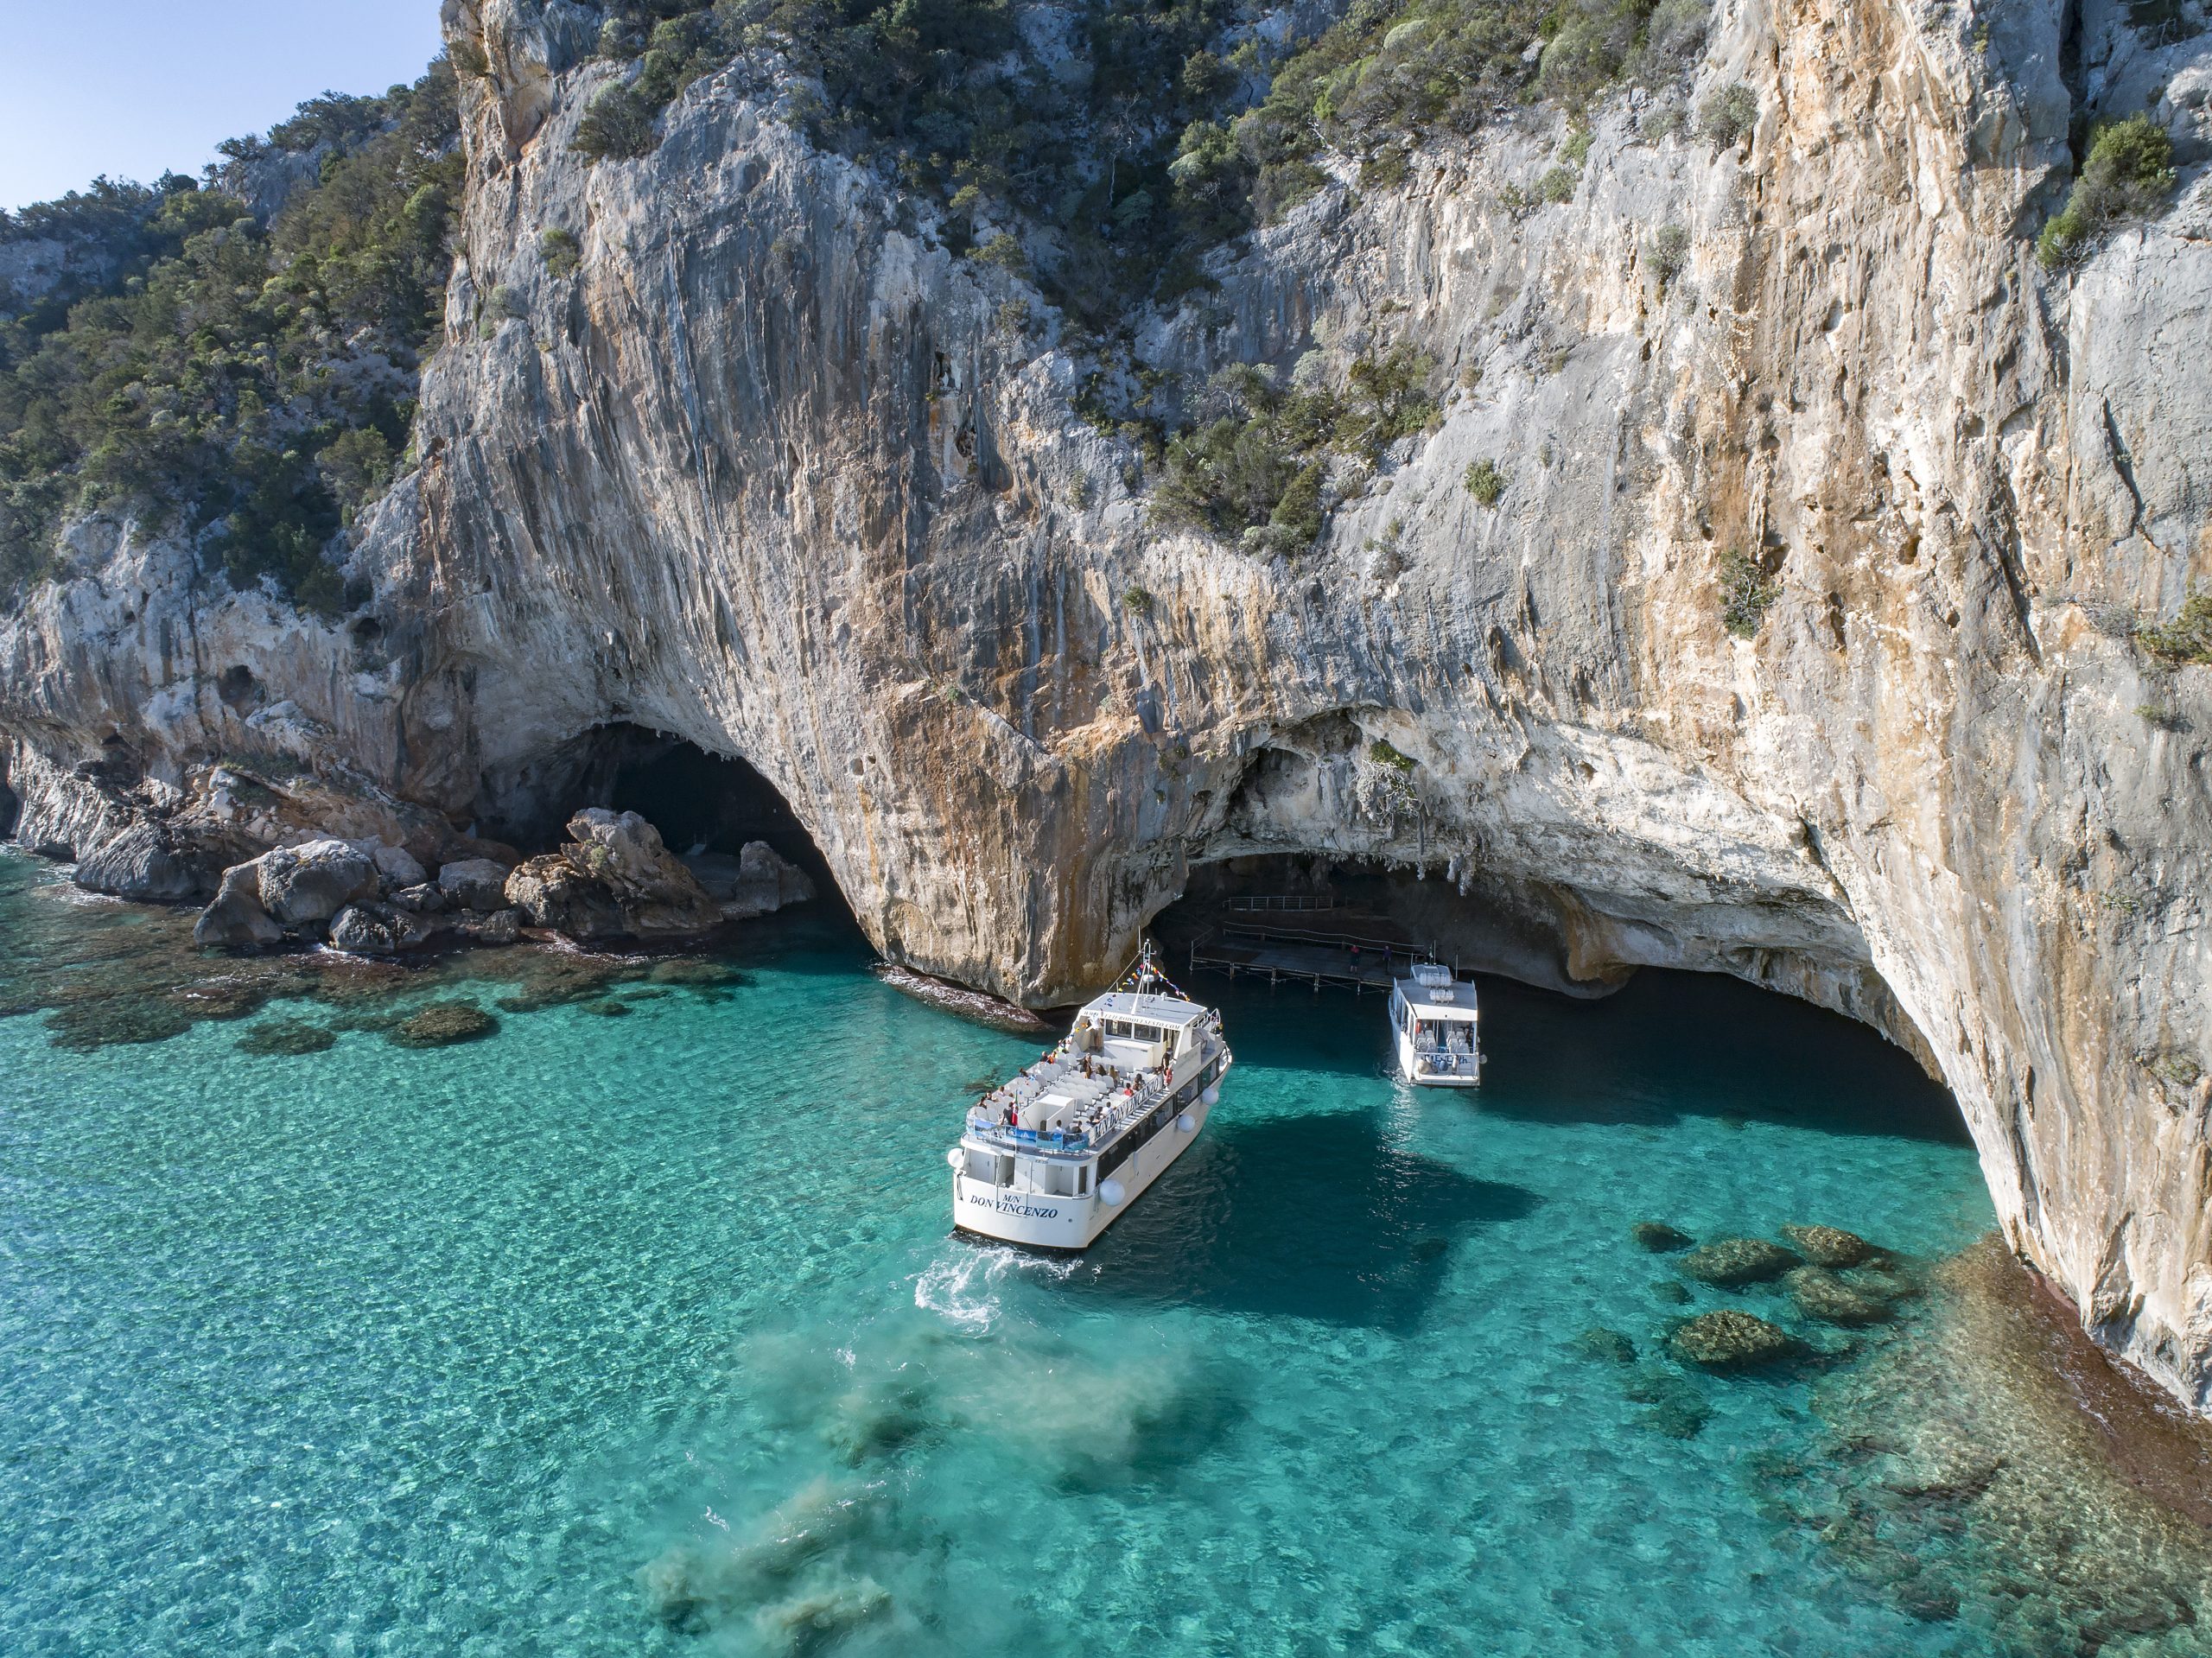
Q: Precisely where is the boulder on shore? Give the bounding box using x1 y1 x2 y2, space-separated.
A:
328 904 443 956
194 861 284 947
438 857 512 913
372 843 429 889
683 841 816 919
1680 1237 1803 1286
72 821 209 902
503 810 724 940
257 840 378 926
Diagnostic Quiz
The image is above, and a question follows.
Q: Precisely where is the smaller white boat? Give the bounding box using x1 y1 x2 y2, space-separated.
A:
949 946 1230 1249
1390 962 1480 1086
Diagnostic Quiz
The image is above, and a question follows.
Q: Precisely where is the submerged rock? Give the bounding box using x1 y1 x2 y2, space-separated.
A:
492 955 639 1013
237 1018 338 1057
1632 1221 1694 1253
751 1576 891 1650
1650 1279 1693 1305
645 958 746 989
1680 1237 1802 1286
1622 1366 1712 1437
388 1001 499 1048
1842 1257 1923 1303
1670 1310 1800 1370
1781 1223 1876 1267
46 998 194 1050
1573 1327 1639 1364
1787 1267 1893 1326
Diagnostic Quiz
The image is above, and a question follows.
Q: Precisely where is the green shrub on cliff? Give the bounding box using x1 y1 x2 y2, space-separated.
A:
2138 588 2212 665
1462 458 1505 505
574 85 659 159
2037 115 2179 270
1718 547 1780 638
1700 81 1757 149
0 61 461 609
1154 345 1436 553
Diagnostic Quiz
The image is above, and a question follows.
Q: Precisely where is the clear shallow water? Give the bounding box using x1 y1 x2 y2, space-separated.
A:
0 861 1999 1655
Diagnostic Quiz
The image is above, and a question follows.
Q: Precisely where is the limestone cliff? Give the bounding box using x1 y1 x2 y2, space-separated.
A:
4 0 2212 1413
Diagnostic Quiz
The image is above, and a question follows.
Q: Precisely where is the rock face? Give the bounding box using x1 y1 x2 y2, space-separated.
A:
4 0 2212 1413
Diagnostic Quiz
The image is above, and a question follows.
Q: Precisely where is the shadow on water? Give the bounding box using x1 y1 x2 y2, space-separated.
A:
1064 1109 1538 1335
1190 961 1968 1145
1470 970 1971 1143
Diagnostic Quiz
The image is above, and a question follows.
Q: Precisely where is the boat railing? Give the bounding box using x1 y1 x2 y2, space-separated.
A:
1414 1051 1478 1076
967 1070 1176 1153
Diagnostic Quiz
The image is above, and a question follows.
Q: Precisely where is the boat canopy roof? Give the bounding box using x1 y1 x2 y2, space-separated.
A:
1395 975 1478 1020
1079 989 1209 1028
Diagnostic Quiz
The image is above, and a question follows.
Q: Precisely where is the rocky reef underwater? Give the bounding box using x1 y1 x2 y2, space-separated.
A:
1572 1214 2212 1654
0 837 793 1058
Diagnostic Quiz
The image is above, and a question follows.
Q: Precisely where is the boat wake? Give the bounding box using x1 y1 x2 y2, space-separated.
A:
912 1246 1077 1332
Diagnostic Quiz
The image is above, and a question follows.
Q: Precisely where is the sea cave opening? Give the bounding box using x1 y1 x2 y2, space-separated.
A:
1147 852 1969 1147
483 722 854 929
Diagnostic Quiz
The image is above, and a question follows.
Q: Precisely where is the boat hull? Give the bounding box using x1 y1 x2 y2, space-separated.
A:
952 1096 1214 1250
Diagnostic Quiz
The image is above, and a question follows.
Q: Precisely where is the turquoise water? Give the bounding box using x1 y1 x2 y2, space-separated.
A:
0 858 1999 1655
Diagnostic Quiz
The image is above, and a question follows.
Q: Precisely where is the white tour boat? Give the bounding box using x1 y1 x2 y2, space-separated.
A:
1389 962 1480 1086
950 947 1231 1249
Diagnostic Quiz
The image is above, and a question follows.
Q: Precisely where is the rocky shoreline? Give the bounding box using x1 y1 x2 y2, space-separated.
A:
1 745 812 963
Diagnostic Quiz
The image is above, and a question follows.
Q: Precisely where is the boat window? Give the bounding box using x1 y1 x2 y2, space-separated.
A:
1078 1166 1090 1195
1106 1018 1130 1038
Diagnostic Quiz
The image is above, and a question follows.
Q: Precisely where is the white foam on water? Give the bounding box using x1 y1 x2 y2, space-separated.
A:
912 1249 1006 1332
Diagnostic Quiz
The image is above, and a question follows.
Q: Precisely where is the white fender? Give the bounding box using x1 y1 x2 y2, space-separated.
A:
1200 1085 1219 1107
945 1147 963 1169
1098 1178 1127 1207
1176 1112 1197 1133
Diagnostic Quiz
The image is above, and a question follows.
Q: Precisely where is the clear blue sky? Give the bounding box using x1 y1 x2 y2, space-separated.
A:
1 2 446 213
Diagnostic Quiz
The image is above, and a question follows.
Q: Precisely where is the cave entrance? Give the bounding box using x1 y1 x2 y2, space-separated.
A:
490 722 852 928
1151 854 1608 1001
1147 852 1969 1147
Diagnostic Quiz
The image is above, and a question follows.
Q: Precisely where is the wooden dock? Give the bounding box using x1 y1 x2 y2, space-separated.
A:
1185 912 1430 994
